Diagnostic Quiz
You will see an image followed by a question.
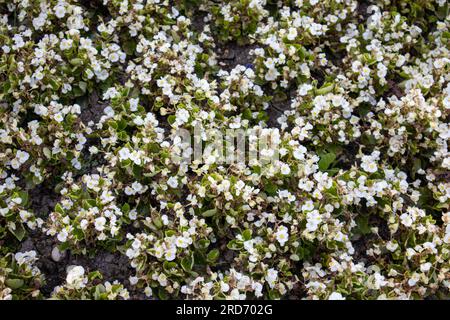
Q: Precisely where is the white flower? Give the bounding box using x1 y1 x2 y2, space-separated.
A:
153 245 164 259
109 52 119 63
400 213 413 227
129 276 139 285
280 163 291 175
54 5 66 19
71 158 81 170
60 39 73 50
94 217 107 232
80 219 89 230
408 273 420 287
54 113 64 123
144 286 153 297
329 292 345 300
129 98 139 111
443 96 450 109
131 181 144 194
167 176 179 188
15 150 30 165
175 108 190 126
157 273 168 286
57 229 68 242
10 159 20 170
373 273 387 289
15 251 37 265
287 27 298 41
66 266 85 289
220 282 230 293
306 210 322 232
302 201 315 212
265 268 278 288
175 236 189 248
103 87 120 100
118 147 131 161
165 248 176 261
361 158 378 173
132 239 141 250
386 241 398 252
265 68 279 81
133 116 144 126
420 262 432 272
128 210 137 220
298 84 312 96
126 248 139 259
275 225 289 246
252 282 263 297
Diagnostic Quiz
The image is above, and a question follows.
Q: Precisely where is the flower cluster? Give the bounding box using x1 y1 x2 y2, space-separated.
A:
51 266 129 300
210 0 268 44
0 251 44 300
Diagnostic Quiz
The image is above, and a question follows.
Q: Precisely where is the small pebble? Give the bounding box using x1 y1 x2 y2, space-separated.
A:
51 246 65 262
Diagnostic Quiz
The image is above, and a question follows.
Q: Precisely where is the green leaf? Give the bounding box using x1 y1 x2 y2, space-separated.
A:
48 77 60 90
318 152 336 171
181 254 194 272
69 58 84 66
316 83 334 95
18 191 28 206
118 131 129 141
207 249 219 263
5 278 24 289
165 230 176 238
88 271 103 281
201 208 217 217
242 108 252 120
158 288 169 300
163 261 177 271
435 3 448 20
78 81 87 93
168 115 176 125
227 239 243 250
121 203 130 214
411 158 421 179
242 229 252 241
43 147 52 159
123 40 136 56
108 120 118 130
9 223 26 241
361 133 376 145
290 254 300 261
94 284 106 300
72 86 84 97
264 182 277 196
117 119 128 131
196 239 210 250
82 199 96 210
355 215 371 235
357 104 371 117
153 217 163 229
268 289 281 299
72 228 85 241
55 203 65 214
273 91 287 103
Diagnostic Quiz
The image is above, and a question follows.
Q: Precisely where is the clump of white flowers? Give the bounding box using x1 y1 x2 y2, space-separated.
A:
51 266 129 300
0 251 44 300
